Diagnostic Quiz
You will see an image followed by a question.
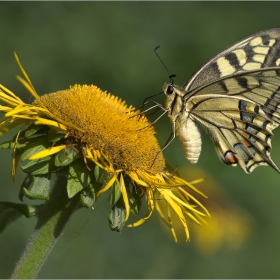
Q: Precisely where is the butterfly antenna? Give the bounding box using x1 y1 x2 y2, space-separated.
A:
154 45 176 84
137 46 176 114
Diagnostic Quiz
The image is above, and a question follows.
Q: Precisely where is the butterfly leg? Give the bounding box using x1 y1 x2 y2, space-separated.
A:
137 91 165 113
129 103 162 120
134 101 169 131
137 109 169 131
150 121 176 168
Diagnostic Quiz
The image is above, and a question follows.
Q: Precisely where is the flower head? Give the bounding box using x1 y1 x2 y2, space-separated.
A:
0 53 210 241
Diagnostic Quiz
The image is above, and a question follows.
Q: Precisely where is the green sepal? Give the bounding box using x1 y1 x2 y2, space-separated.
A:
66 159 92 198
0 202 37 232
80 185 95 208
109 182 121 207
54 147 80 167
20 174 52 201
47 129 66 143
21 156 53 175
108 200 126 232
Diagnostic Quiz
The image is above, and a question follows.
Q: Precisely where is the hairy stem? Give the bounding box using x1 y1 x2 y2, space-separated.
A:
11 169 80 279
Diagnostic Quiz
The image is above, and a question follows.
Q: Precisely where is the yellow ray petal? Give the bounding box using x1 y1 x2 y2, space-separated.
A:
128 171 149 187
29 145 67 160
12 129 22 181
159 189 190 241
127 189 154 227
161 189 207 216
118 173 130 221
96 174 117 196
34 117 67 131
14 52 41 103
0 85 24 104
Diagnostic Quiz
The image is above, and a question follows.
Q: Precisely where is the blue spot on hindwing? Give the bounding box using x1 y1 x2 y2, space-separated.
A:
239 100 247 110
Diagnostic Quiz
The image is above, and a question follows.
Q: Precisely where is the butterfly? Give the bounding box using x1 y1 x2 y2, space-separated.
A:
159 28 280 174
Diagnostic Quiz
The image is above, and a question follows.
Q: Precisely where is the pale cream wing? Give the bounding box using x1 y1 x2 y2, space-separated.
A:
184 28 280 92
186 69 280 173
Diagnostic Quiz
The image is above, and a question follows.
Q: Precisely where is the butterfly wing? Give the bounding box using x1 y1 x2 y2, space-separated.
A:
186 68 280 173
184 28 280 92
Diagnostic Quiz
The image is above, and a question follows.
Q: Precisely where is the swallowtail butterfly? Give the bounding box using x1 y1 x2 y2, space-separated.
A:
162 28 280 173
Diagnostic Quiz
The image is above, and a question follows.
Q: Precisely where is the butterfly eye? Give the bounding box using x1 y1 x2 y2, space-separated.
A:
166 85 174 95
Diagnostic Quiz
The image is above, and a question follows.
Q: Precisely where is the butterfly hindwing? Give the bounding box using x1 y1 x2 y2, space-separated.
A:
184 68 280 173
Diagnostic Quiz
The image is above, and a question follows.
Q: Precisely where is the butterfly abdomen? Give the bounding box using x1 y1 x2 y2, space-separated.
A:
176 117 202 164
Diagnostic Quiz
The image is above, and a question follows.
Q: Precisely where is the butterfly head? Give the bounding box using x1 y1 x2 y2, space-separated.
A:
163 83 185 119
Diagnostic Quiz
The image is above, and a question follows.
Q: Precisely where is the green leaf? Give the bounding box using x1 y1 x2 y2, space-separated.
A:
0 202 37 232
47 129 66 143
21 174 52 201
54 147 80 167
0 138 31 150
97 167 111 184
108 200 126 232
0 137 49 174
66 160 92 198
124 180 143 215
80 185 95 208
128 190 141 215
93 165 99 181
23 188 49 200
19 174 33 201
0 140 16 149
21 156 52 175
21 136 50 161
110 182 121 206
51 167 68 193
22 124 45 138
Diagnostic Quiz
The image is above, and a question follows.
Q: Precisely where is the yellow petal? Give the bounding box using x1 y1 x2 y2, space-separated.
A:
127 189 154 227
29 145 67 160
34 117 67 131
0 85 23 104
159 189 190 241
14 52 41 104
118 173 130 221
12 129 22 181
96 174 117 196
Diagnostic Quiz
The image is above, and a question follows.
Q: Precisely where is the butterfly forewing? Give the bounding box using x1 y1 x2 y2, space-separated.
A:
184 28 280 91
164 28 280 173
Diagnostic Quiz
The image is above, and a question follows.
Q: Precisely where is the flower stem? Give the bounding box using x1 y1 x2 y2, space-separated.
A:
11 169 80 279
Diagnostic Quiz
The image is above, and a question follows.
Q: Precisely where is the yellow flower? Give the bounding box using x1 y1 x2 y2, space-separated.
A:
0 53 210 241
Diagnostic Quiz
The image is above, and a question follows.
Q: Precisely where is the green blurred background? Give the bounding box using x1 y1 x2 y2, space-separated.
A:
1 2 280 278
